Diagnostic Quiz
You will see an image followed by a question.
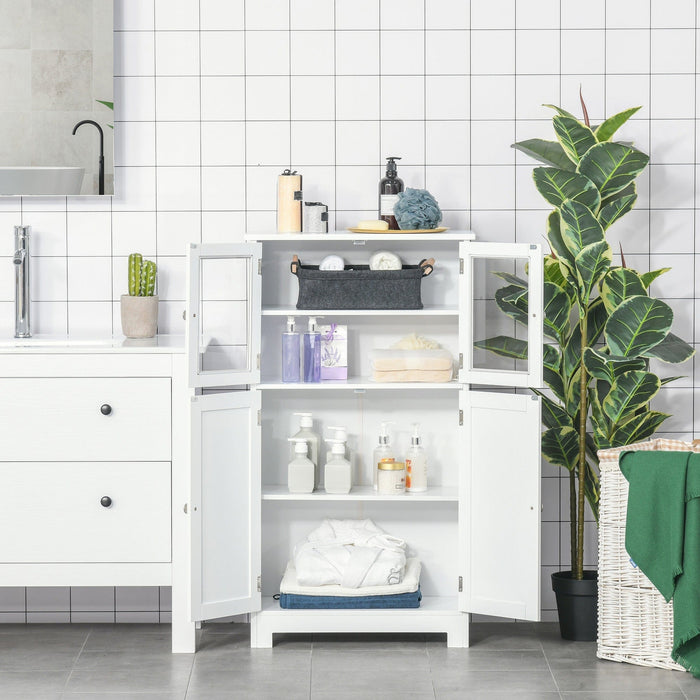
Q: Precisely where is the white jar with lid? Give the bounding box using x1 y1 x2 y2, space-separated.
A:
377 460 406 495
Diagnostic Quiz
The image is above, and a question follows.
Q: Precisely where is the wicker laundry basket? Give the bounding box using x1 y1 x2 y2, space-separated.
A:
597 438 700 671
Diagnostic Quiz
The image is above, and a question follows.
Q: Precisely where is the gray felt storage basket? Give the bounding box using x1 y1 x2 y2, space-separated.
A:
290 255 434 310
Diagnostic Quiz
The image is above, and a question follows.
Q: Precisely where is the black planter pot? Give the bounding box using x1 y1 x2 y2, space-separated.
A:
551 570 598 641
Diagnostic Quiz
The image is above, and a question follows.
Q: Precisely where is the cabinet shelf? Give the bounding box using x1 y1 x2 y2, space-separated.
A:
261 306 458 317
261 485 459 501
260 595 459 613
257 378 460 391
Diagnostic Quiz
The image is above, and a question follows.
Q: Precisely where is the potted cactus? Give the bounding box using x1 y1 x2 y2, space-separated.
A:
120 253 158 338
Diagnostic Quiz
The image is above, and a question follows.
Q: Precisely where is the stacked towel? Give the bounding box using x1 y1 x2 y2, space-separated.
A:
279 520 421 609
371 348 453 383
279 558 422 609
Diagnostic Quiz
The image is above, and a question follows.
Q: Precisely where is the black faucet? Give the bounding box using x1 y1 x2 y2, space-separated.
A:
72 120 104 195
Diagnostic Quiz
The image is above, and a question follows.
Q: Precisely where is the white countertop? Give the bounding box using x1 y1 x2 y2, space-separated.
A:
0 334 185 354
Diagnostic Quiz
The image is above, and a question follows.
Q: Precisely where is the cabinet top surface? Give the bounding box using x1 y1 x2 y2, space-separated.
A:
245 230 476 242
0 334 185 354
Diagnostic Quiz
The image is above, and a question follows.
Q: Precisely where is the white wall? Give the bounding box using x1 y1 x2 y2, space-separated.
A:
0 0 696 622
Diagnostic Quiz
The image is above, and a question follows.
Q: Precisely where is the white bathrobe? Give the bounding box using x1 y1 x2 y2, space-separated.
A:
293 519 407 588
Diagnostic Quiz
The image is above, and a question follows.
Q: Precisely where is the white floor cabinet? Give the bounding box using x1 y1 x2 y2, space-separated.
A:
185 231 544 648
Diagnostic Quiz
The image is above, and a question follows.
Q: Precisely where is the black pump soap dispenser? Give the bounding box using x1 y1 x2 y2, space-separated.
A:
379 156 404 230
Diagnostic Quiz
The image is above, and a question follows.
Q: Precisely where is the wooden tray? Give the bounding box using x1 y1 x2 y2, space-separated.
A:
347 226 448 234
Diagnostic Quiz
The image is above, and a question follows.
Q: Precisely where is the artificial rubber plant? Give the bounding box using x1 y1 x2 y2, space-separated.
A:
475 94 695 581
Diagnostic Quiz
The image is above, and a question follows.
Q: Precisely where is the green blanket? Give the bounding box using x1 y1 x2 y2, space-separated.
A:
619 450 700 676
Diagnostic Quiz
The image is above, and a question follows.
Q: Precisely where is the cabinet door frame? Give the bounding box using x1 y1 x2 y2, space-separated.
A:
187 242 262 389
459 389 541 621
459 241 543 388
190 390 261 622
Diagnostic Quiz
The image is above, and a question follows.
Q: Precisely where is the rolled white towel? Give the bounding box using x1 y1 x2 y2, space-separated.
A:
319 254 345 271
369 250 402 271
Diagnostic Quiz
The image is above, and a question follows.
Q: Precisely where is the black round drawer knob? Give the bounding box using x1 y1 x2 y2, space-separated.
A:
100 496 112 508
100 404 112 415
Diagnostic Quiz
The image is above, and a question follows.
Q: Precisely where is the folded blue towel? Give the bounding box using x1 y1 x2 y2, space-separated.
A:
279 587 421 609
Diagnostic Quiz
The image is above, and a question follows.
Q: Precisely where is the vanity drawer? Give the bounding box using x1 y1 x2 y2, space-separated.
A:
0 462 171 563
0 378 170 461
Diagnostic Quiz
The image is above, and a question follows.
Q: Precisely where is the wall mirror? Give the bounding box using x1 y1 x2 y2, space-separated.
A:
0 0 114 196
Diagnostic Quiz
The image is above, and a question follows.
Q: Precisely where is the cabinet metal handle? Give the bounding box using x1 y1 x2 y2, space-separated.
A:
100 496 112 508
100 404 112 416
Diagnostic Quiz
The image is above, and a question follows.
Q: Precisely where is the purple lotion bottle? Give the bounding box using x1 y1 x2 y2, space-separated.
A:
303 316 321 383
282 316 300 383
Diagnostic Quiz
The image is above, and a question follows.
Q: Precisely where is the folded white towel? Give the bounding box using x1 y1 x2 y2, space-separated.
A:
369 250 402 270
294 518 407 588
280 558 421 597
319 254 345 271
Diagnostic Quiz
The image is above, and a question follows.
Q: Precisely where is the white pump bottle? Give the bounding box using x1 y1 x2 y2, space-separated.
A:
287 438 315 494
324 439 352 494
290 412 320 488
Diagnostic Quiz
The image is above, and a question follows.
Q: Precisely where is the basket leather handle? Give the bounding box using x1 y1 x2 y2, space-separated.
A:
420 257 435 277
290 254 300 275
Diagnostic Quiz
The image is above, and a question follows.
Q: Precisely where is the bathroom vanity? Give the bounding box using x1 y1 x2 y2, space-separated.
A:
185 231 544 649
0 337 193 652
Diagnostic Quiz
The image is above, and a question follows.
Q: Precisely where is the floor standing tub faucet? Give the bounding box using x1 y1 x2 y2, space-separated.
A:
13 225 31 338
72 120 104 195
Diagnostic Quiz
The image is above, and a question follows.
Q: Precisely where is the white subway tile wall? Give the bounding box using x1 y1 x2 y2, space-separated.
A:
0 0 697 622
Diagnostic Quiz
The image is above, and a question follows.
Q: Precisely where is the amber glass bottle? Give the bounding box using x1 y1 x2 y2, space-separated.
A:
379 156 404 230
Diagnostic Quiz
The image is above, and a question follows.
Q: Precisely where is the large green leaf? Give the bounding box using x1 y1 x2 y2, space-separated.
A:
587 297 609 346
562 298 607 381
495 285 528 326
599 186 637 230
559 199 605 257
543 103 577 119
473 335 527 360
544 254 575 299
605 296 673 357
492 271 527 288
577 142 650 201
546 210 576 272
583 347 646 384
544 281 572 341
602 371 661 424
542 426 580 470
589 385 611 449
545 366 566 403
594 106 642 142
600 182 636 209
640 267 671 289
600 267 647 313
575 240 612 306
511 139 576 170
543 343 561 371
584 462 601 523
533 390 573 430
533 167 600 210
610 410 670 446
553 115 598 164
642 332 695 364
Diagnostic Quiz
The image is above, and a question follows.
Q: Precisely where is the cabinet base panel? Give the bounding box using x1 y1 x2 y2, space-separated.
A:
250 596 469 648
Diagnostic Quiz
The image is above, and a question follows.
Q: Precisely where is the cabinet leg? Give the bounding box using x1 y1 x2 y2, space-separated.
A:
171 610 196 654
446 618 470 648
250 616 273 648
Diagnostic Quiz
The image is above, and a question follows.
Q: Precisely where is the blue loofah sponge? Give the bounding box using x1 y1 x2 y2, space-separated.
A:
393 188 443 230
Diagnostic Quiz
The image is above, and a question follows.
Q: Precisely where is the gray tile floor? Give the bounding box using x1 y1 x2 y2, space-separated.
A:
0 621 697 699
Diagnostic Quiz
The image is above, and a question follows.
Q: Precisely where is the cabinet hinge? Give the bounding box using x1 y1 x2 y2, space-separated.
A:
458 353 463 370
459 409 463 426
257 409 262 426
257 575 262 592
459 258 464 274
458 576 463 593
183 503 188 514
256 353 260 369
257 258 262 275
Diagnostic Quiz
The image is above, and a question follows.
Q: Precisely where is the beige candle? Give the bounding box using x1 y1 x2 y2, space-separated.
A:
277 170 302 233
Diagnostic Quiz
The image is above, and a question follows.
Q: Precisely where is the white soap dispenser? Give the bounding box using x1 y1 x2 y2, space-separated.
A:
324 439 352 494
287 438 315 494
405 423 428 493
372 421 395 490
291 412 320 488
325 425 349 464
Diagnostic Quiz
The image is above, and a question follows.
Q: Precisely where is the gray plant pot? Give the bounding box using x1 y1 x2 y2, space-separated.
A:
120 294 159 339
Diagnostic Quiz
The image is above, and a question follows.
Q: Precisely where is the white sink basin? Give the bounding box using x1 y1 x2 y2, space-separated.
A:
0 167 85 195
